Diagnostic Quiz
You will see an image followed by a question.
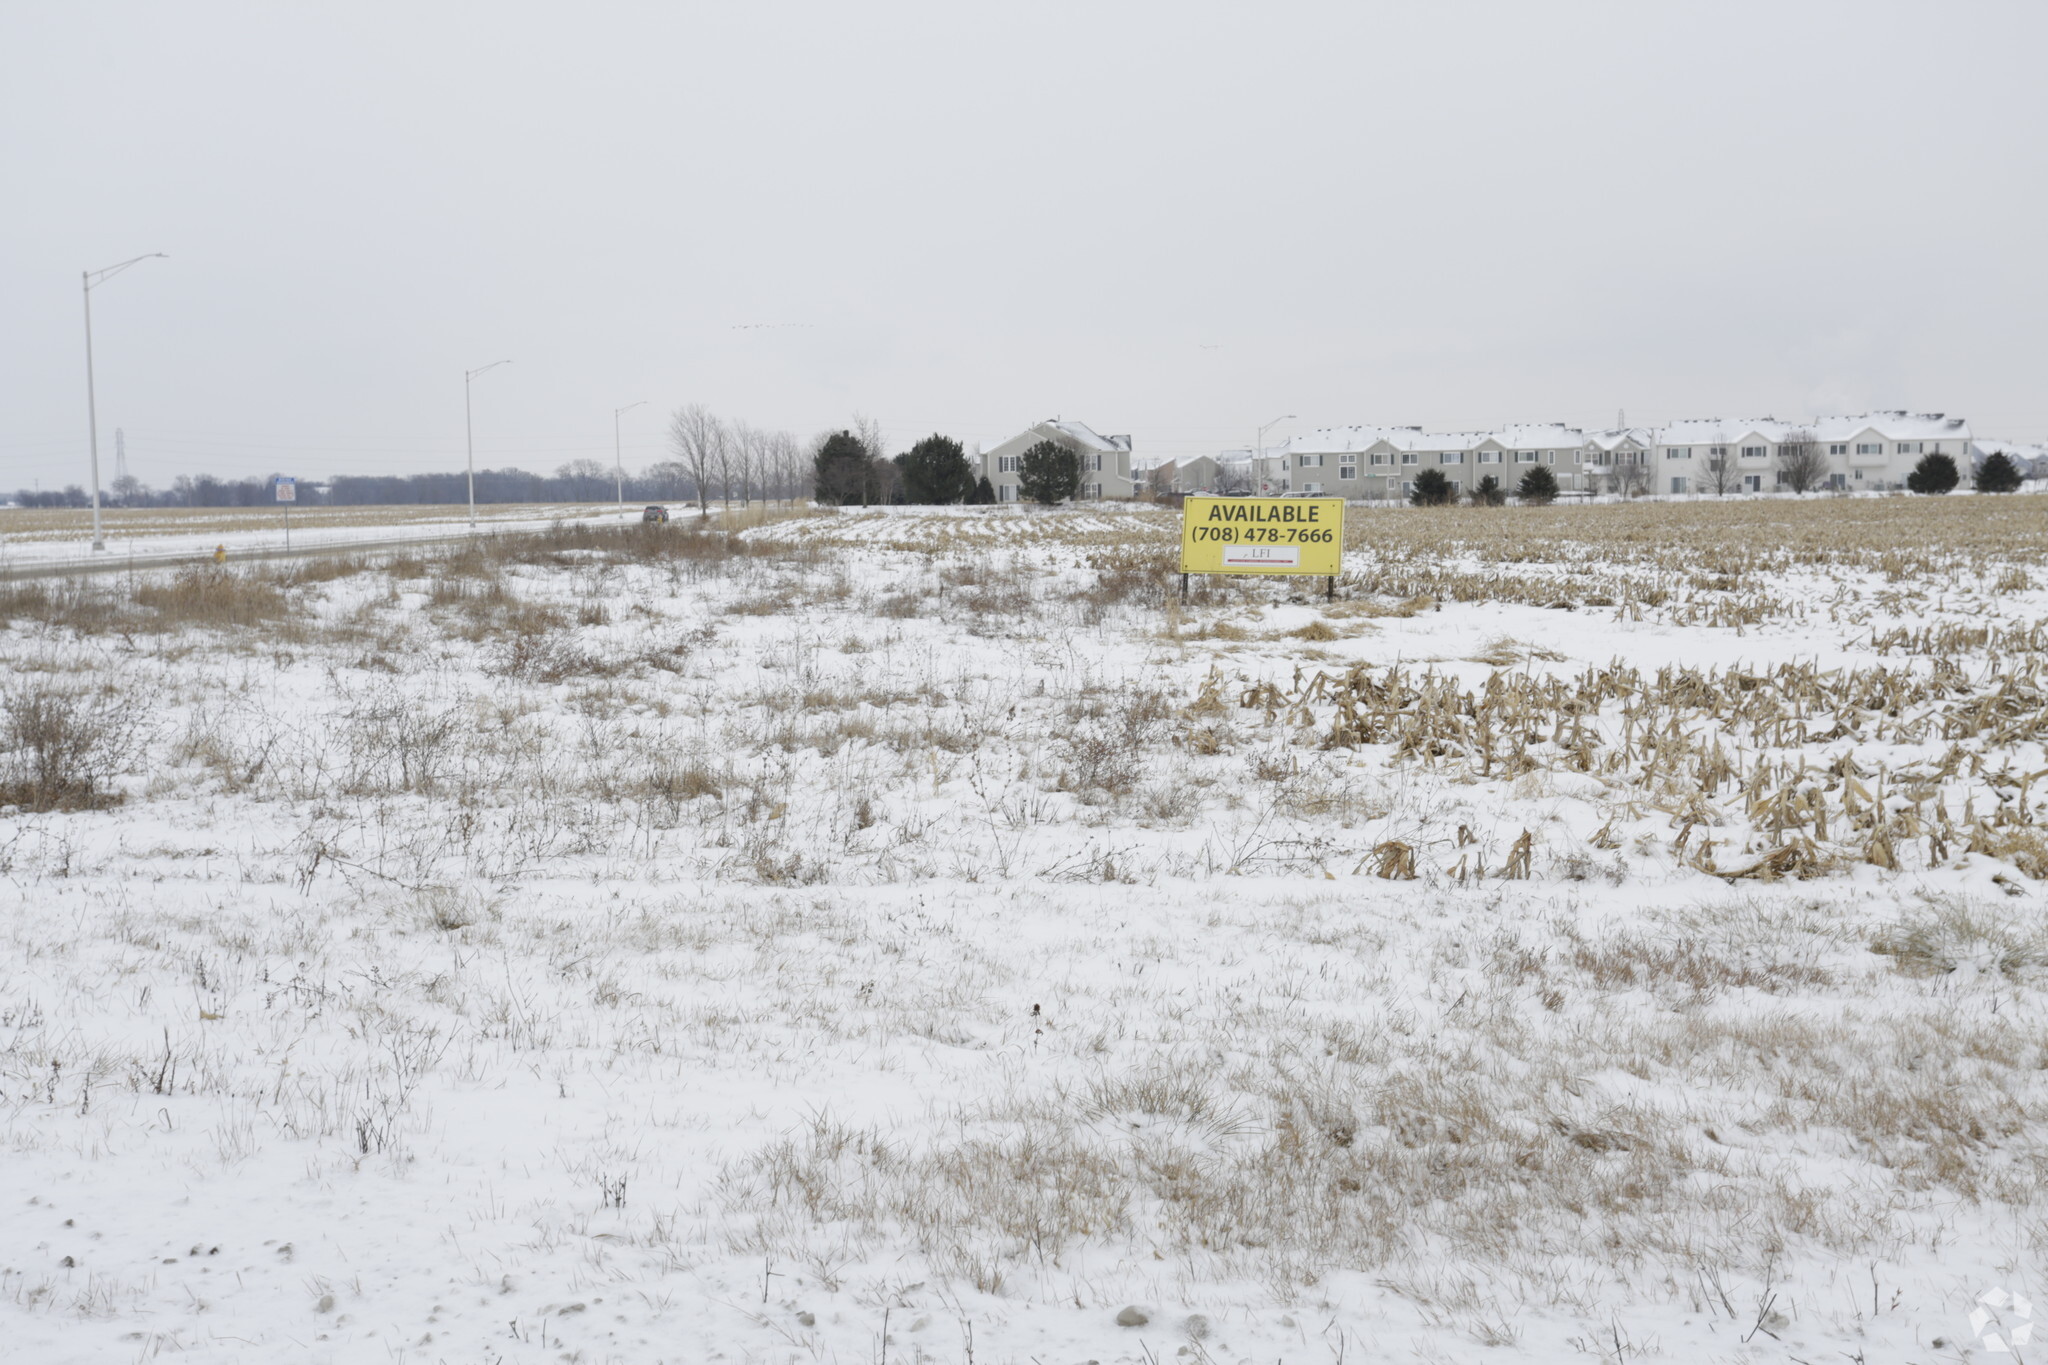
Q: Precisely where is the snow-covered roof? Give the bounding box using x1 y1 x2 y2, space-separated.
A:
1282 425 1419 454
1810 411 1970 442
1044 420 1130 453
1583 427 1656 451
1492 424 1585 450
1653 419 1791 446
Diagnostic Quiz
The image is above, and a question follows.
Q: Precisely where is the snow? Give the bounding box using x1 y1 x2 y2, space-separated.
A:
1 501 2044 1363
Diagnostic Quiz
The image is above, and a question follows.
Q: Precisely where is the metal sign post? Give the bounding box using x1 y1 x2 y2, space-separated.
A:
276 476 296 549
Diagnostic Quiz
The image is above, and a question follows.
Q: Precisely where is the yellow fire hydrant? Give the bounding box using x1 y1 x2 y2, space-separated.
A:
213 543 227 565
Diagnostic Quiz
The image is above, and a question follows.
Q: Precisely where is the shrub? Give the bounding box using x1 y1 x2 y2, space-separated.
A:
1906 453 1959 495
968 475 996 505
1018 441 1081 505
1409 468 1454 507
1975 452 2023 494
813 431 880 506
1469 475 1506 507
0 680 148 811
1517 465 1559 504
894 434 974 504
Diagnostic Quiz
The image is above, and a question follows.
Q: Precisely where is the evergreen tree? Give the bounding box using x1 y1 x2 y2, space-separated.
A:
1906 452 1959 495
812 431 875 505
894 434 974 503
1017 440 1081 505
1975 452 2023 494
1409 468 1454 507
969 475 996 505
1516 465 1559 504
1470 475 1506 506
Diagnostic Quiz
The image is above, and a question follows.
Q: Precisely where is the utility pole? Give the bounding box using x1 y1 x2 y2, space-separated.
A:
1256 414 1296 495
613 401 646 518
82 253 168 550
114 428 128 485
464 360 512 530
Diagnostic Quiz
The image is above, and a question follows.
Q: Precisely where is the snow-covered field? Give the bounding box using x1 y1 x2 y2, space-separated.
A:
2 498 2045 1364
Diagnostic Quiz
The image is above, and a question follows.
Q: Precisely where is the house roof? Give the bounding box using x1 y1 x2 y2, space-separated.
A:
1044 419 1130 453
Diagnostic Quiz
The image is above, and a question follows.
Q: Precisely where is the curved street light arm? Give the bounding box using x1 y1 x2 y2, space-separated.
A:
85 253 169 291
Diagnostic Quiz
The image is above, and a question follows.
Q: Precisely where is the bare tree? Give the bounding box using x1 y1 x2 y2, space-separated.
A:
665 404 725 517
760 430 802 505
1615 450 1653 497
555 458 609 503
645 460 689 501
1776 427 1828 494
853 413 889 470
1702 445 1741 496
727 421 763 508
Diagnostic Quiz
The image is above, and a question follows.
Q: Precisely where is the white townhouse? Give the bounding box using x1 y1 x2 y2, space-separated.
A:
1273 411 1983 499
1136 457 1225 496
1283 423 1632 498
1653 413 1973 493
977 419 1134 502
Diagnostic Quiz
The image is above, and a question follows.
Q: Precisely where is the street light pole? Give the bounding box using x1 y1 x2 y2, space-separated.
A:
613 401 646 519
464 360 511 530
82 253 168 551
1256 413 1296 494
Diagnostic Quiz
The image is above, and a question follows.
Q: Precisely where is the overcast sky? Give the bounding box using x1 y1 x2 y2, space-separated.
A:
3 1 2044 490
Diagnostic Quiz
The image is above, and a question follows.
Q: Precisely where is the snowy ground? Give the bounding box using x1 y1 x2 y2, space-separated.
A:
1 499 2045 1364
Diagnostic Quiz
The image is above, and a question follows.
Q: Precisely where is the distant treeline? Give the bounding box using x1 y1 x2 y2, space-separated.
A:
10 405 993 511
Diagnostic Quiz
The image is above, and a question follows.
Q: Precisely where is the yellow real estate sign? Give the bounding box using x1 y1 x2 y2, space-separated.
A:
1179 496 1345 576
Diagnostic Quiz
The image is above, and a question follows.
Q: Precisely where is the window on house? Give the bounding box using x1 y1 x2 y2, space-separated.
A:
997 484 1015 502
1440 451 1462 464
1670 477 1689 494
1668 447 1692 459
999 455 1021 473
1338 459 1357 479
1517 450 1538 463
1896 442 1921 455
1856 443 1881 455
1370 452 1388 466
1478 450 1501 464
1828 444 1847 455
1086 452 1104 472
1709 446 1727 457
1088 482 1103 498
1303 482 1322 494
1400 452 1418 465
1446 479 1462 493
1741 446 1766 459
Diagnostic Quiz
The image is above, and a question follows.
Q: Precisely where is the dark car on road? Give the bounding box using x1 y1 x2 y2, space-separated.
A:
641 505 669 523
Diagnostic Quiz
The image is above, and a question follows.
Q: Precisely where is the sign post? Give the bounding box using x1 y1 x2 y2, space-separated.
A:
276 476 296 549
1178 495 1345 600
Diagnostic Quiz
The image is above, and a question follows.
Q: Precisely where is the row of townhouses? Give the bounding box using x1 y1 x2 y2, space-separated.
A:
970 414 2041 504
1147 413 2043 500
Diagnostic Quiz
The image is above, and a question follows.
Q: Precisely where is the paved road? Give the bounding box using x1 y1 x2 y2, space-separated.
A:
0 527 492 581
